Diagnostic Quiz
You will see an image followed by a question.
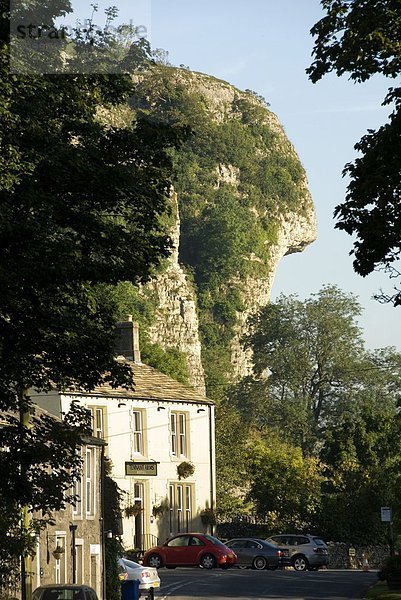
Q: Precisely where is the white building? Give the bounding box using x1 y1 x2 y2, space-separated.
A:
34 320 216 554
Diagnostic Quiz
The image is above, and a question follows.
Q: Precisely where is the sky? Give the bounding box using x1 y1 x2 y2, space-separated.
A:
64 0 400 351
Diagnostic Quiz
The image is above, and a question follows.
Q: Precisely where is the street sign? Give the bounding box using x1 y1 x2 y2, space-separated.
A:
381 506 392 522
348 547 356 557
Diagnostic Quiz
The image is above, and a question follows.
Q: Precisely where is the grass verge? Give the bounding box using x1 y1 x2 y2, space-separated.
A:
366 581 401 599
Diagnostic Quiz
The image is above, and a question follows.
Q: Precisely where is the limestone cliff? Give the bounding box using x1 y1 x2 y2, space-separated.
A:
132 67 317 395
144 193 206 396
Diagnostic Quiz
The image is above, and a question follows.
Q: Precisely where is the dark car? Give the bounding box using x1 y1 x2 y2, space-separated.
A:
32 585 98 600
225 537 288 570
266 534 329 571
143 533 237 570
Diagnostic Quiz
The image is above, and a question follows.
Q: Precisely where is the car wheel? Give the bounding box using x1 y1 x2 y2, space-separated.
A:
292 555 309 572
147 553 163 569
252 556 267 570
200 553 216 569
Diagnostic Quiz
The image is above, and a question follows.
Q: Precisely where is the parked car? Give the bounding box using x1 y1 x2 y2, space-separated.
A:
143 533 237 569
32 585 98 600
266 534 329 571
225 537 289 570
118 557 160 600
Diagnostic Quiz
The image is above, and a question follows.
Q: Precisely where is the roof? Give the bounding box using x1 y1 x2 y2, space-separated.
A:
67 361 212 406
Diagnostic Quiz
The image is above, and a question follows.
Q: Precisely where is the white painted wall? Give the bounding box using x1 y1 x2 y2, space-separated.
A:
60 394 215 550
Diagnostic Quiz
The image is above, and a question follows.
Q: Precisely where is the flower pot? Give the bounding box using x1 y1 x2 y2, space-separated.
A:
52 546 65 560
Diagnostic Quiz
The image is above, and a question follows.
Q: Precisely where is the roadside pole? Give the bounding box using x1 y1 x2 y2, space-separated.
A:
381 506 394 556
20 391 33 600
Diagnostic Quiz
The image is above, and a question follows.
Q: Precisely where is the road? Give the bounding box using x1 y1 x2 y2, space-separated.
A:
156 567 377 600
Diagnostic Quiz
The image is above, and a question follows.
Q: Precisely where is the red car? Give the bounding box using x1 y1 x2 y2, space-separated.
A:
143 533 237 570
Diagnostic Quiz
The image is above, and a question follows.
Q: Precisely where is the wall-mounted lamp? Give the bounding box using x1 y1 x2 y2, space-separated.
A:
197 408 206 414
118 402 126 408
157 406 166 411
46 531 63 564
106 530 113 539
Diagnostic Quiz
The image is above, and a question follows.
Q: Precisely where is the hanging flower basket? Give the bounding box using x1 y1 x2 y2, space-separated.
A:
124 504 143 518
52 545 65 560
152 500 168 518
200 509 216 526
177 461 195 480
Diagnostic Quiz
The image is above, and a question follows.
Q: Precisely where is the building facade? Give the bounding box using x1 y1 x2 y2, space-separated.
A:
33 320 216 556
30 431 105 599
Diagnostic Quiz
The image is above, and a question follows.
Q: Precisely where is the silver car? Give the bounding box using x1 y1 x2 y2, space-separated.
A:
266 534 329 571
225 538 288 570
32 585 98 600
118 557 160 600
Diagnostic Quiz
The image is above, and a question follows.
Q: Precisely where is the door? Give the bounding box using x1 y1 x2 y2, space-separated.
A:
133 483 144 550
227 540 248 566
165 535 190 565
243 540 263 565
187 535 206 564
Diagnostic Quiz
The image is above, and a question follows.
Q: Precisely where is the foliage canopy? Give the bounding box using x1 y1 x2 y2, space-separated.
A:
221 285 401 541
0 1 183 583
308 0 401 305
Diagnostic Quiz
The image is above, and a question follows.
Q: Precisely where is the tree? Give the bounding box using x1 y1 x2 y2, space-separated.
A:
307 0 401 304
215 402 252 520
246 433 324 531
234 285 401 542
317 373 401 543
243 285 365 455
103 458 125 600
0 0 183 581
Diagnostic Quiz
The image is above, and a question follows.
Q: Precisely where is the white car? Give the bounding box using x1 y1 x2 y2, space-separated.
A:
118 557 160 600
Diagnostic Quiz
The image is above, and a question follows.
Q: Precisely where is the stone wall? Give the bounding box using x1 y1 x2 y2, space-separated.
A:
326 542 389 570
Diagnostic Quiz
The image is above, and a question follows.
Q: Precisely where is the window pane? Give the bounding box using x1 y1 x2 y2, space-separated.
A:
86 448 94 515
169 484 174 534
95 408 103 438
132 411 143 454
185 486 191 532
171 414 177 455
177 485 183 531
179 414 186 456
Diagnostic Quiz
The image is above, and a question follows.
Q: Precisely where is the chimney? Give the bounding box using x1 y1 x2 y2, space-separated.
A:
115 316 141 363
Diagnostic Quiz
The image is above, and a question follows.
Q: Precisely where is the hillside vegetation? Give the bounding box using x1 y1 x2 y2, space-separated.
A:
113 66 313 395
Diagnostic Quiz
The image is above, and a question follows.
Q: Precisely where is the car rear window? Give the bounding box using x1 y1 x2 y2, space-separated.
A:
312 538 326 546
266 537 279 545
203 534 225 546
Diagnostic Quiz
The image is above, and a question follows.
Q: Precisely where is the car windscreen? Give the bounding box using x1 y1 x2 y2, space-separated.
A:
43 589 85 600
203 534 225 546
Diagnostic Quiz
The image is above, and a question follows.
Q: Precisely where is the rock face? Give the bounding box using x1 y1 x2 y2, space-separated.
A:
142 69 317 390
145 194 206 395
231 206 317 379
